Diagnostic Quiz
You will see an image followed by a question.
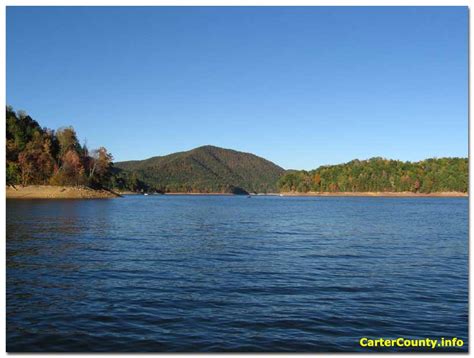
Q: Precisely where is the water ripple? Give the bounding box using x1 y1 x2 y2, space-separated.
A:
7 196 468 352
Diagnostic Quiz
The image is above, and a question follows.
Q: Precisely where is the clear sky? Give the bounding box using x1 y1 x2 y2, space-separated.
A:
6 6 468 170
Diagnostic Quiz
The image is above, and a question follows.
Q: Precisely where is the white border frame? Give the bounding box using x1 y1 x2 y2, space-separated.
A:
2 2 471 357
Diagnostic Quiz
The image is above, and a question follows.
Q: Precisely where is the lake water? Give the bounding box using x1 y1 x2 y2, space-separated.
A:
6 195 468 352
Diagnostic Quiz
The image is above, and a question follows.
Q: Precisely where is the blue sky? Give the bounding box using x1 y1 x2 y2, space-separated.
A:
7 6 468 170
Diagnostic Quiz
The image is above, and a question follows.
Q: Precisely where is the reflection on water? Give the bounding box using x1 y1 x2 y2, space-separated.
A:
7 196 468 352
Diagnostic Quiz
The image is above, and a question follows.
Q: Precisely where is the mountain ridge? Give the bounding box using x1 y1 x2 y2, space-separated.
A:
114 145 285 194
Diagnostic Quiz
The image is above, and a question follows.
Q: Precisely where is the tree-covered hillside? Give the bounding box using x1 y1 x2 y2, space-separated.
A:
114 146 285 193
7 106 467 195
6 106 113 188
278 157 468 193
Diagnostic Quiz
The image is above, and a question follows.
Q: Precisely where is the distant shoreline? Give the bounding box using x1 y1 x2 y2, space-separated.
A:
123 191 468 197
164 192 235 196
120 192 238 196
279 191 468 197
6 185 120 199
6 186 468 199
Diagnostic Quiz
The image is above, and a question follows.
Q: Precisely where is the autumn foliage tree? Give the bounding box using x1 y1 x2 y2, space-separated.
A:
88 147 113 188
17 131 55 185
278 157 468 194
6 106 114 188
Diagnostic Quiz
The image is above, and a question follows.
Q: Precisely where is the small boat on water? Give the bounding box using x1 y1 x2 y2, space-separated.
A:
144 193 149 196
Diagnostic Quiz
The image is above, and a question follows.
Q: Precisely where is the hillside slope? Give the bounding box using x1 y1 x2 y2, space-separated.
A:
115 145 285 193
278 157 468 194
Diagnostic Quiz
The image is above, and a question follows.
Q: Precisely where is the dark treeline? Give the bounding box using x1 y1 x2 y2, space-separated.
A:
6 106 114 188
109 169 153 193
278 157 468 193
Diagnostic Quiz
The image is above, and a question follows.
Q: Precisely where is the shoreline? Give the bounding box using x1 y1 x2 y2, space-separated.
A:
164 192 236 196
279 191 468 197
118 191 467 197
6 186 468 199
6 185 121 199
118 192 236 196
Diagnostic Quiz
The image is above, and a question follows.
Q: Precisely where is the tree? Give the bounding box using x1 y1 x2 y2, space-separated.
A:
50 149 86 186
56 126 81 157
89 147 113 187
17 132 55 185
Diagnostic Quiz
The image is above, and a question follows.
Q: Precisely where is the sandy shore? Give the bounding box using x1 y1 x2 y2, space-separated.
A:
6 185 121 199
279 191 468 197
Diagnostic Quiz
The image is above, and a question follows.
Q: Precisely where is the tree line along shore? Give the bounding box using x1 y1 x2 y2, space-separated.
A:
6 106 468 199
277 157 467 194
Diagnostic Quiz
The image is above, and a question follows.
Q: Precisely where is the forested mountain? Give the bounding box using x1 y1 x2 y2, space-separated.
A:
114 146 285 194
6 106 113 188
278 157 468 194
6 106 468 195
